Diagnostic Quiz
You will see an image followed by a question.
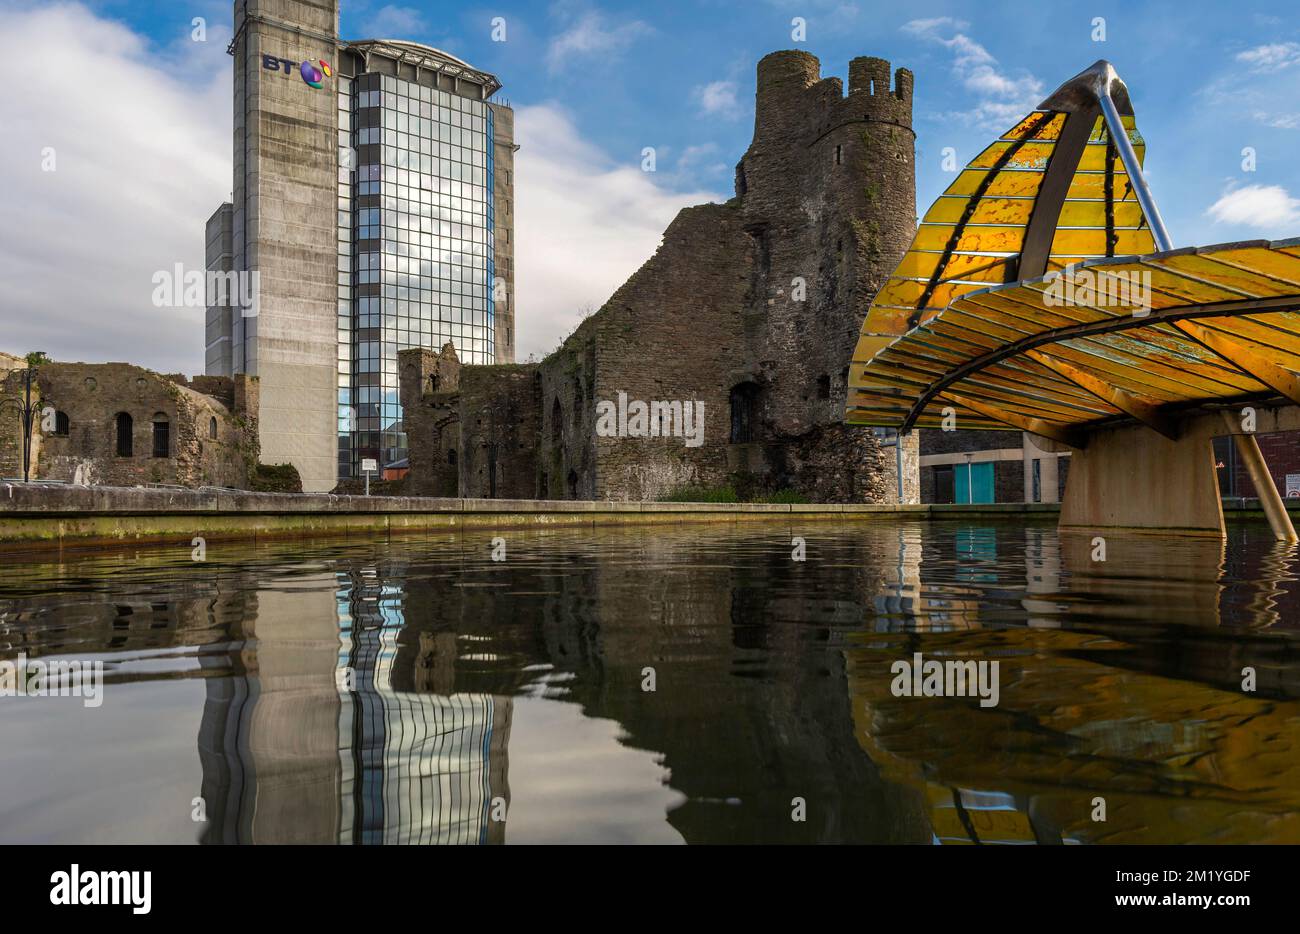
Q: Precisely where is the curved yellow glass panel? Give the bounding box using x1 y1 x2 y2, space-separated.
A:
849 60 1163 429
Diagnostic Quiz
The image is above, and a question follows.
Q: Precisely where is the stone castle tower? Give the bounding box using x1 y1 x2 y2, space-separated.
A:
401 51 920 503
736 50 916 452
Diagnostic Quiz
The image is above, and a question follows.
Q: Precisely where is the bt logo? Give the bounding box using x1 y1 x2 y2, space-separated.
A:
261 54 332 89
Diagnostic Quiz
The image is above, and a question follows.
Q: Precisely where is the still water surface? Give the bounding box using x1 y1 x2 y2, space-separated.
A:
2 519 1298 844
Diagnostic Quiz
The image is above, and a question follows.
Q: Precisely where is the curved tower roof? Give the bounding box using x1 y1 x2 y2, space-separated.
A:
343 38 501 96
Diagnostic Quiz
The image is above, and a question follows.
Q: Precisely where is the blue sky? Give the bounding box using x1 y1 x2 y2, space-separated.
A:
5 1 1300 370
106 0 1300 240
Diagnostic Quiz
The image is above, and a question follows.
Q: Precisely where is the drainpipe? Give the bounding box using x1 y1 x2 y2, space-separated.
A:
878 429 907 504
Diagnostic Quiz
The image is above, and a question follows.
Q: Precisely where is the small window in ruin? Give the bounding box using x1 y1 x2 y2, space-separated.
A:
152 414 170 459
730 382 761 444
54 411 70 437
817 375 830 400
567 469 578 499
447 448 457 466
834 144 842 166
209 416 218 440
115 413 133 457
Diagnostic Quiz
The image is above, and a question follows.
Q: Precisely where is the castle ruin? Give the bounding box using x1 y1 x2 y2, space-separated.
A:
401 50 921 503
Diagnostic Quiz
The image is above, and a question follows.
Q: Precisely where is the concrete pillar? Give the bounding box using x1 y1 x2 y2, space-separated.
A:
1059 420 1225 535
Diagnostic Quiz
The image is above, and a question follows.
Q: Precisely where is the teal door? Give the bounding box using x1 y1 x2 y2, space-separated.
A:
955 461 995 504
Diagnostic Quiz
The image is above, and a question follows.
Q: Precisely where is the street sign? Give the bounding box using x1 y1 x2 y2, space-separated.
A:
361 458 378 496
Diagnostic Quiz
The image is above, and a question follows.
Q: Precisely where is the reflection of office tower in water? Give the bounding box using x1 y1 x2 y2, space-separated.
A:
197 567 511 843
198 577 345 844
336 567 512 845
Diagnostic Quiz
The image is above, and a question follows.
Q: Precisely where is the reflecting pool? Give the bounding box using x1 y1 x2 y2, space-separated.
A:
1 519 1298 844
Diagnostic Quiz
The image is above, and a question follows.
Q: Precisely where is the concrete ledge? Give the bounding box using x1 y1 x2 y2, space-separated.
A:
0 482 1046 551
0 482 1286 552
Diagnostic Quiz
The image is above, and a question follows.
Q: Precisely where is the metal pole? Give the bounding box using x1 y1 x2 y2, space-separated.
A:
895 429 904 503
1098 85 1173 252
1221 412 1297 542
21 368 33 483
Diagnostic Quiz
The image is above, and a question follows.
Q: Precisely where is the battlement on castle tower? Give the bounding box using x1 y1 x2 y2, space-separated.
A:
753 50 913 148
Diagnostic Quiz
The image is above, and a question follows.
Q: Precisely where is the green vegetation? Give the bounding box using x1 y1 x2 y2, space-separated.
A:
659 484 809 504
250 462 303 494
660 484 739 503
756 488 809 504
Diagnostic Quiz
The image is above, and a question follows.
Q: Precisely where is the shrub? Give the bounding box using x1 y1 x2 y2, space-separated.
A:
250 462 302 493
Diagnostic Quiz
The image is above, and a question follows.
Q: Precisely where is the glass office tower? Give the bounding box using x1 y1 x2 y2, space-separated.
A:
210 6 513 489
338 61 499 479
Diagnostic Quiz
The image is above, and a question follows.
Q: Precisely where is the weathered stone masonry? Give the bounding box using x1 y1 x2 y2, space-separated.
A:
402 51 920 503
0 352 260 488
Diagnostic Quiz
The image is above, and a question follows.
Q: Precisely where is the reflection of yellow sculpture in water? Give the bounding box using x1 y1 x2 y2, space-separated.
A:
845 528 1300 844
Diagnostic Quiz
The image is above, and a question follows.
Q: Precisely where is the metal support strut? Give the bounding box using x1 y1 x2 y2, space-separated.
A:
1221 412 1298 542
1098 83 1173 252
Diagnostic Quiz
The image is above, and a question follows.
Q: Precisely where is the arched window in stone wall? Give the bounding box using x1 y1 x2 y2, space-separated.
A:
152 413 170 459
729 383 761 443
551 397 563 436
209 416 218 440
54 411 70 437
115 413 133 457
567 469 578 499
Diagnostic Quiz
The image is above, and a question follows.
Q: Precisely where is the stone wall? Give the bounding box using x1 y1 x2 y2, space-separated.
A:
0 356 259 488
458 364 541 499
397 50 917 504
518 51 915 503
398 344 464 497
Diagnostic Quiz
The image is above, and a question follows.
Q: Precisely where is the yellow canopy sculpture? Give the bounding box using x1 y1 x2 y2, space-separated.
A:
846 61 1300 445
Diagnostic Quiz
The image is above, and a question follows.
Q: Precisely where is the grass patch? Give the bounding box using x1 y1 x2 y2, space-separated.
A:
658 485 808 504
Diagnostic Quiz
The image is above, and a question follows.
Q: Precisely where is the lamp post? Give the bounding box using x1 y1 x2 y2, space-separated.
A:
0 362 47 483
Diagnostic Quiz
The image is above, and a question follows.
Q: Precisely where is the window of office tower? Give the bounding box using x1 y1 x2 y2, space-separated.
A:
343 70 496 478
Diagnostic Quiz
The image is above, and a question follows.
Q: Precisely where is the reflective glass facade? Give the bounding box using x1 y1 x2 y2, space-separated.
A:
338 71 496 479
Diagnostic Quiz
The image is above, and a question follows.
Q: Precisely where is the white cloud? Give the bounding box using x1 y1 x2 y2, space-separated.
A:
0 2 231 373
902 18 1042 129
692 80 741 120
512 104 723 359
1236 42 1300 73
546 10 651 73
1253 110 1300 129
1206 184 1300 229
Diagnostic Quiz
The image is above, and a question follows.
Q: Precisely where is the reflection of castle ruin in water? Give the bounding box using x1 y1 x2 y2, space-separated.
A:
197 567 511 845
159 521 1299 845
